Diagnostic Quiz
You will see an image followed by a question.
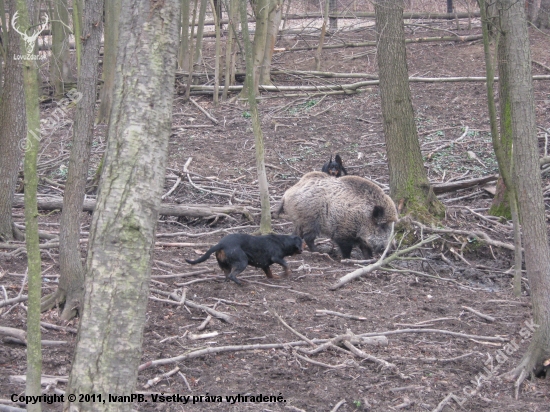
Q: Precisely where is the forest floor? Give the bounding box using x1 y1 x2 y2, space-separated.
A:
2 15 550 412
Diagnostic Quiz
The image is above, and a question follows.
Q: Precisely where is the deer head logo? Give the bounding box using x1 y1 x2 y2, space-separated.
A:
11 11 49 56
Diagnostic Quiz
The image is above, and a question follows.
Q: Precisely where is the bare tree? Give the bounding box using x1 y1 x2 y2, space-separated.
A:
374 0 444 217
535 0 550 28
49 0 73 97
40 0 103 320
0 0 25 242
13 0 44 408
64 0 180 408
496 0 550 391
240 0 272 233
97 0 121 124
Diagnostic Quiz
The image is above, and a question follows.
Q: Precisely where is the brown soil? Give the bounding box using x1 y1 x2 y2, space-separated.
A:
2 15 550 412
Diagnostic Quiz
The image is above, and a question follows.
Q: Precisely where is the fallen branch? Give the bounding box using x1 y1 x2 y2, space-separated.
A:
13 196 253 221
143 367 180 389
294 352 350 369
343 340 398 372
432 174 498 194
359 328 507 342
315 309 367 321
330 233 439 290
462 306 496 322
0 295 28 308
411 220 515 251
150 289 234 323
189 98 218 124
269 307 316 346
0 327 26 343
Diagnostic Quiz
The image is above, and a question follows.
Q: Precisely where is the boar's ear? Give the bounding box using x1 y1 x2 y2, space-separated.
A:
372 205 385 224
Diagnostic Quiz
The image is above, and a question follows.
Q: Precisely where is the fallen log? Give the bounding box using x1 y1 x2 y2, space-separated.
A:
431 175 498 194
12 196 253 221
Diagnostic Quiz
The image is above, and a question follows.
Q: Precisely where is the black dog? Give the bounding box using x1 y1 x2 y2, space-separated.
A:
321 154 347 177
185 233 304 285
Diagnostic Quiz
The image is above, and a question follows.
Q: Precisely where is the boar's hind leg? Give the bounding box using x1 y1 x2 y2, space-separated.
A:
334 238 354 259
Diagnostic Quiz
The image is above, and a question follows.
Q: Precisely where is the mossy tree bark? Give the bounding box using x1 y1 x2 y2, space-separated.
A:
497 0 550 386
479 0 522 296
14 0 43 409
64 0 180 409
41 0 104 320
374 0 444 218
0 0 25 243
240 0 272 234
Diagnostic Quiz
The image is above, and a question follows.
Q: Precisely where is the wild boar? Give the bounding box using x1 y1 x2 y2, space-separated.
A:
273 171 397 259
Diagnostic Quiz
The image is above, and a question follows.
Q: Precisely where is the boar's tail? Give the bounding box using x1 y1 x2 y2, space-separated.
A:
185 244 223 265
272 197 285 219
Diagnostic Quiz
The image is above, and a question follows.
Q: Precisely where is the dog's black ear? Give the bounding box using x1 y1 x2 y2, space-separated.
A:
335 154 343 166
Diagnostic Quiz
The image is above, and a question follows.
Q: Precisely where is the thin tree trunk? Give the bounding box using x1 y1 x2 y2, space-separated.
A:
0 0 25 243
185 0 198 101
72 0 82 74
14 0 43 409
97 0 121 124
42 0 104 320
49 0 72 98
193 0 208 65
210 0 220 105
535 0 550 28
498 0 550 386
329 0 337 30
240 0 271 234
179 0 190 70
251 0 269 94
374 0 443 217
223 0 238 100
527 0 539 22
64 0 180 409
314 0 328 71
259 0 283 85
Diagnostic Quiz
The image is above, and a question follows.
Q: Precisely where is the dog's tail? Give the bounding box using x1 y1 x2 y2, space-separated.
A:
185 244 223 265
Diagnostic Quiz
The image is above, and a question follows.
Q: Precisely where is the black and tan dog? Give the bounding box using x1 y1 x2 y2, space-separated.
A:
321 154 347 177
185 233 304 285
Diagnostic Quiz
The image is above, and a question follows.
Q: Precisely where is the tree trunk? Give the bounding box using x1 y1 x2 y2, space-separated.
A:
14 0 43 409
193 0 208 65
179 0 190 70
0 0 25 242
72 0 82 73
41 0 104 321
210 0 220 105
259 0 283 85
240 0 272 234
446 0 453 13
64 0 180 408
497 0 550 386
329 0 337 30
535 0 550 28
251 0 269 93
49 0 73 98
97 0 121 124
374 0 443 218
526 0 539 22
223 0 239 99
